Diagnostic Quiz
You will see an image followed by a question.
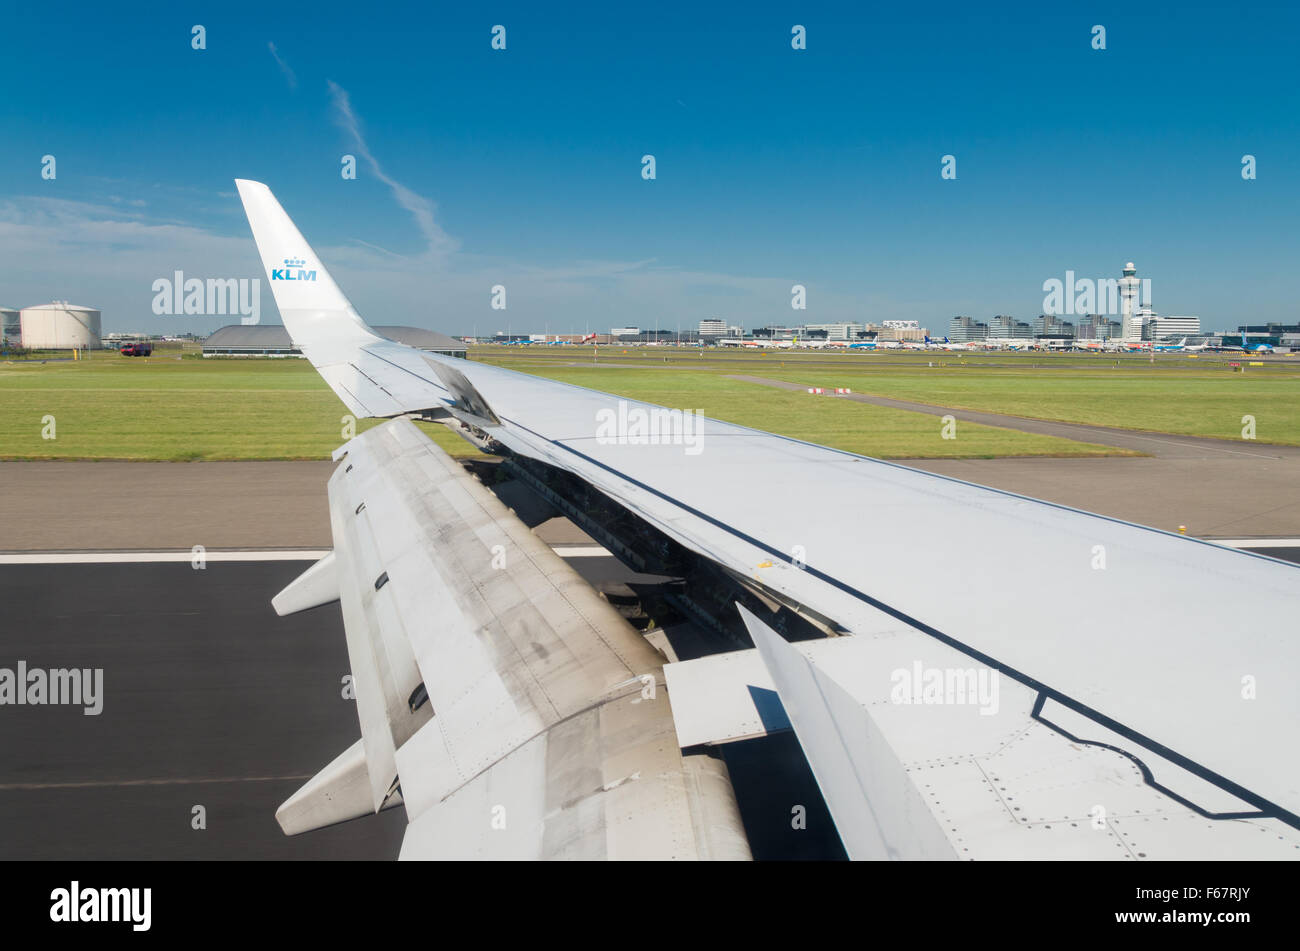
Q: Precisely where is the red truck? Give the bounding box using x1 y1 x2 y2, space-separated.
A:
119 343 153 357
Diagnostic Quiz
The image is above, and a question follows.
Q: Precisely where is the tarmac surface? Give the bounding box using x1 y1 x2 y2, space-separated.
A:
0 460 336 551
0 560 405 859
0 552 847 860
3 544 1291 860
2 433 1296 859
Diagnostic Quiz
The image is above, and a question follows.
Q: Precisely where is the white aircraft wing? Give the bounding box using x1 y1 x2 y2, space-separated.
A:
238 180 1300 859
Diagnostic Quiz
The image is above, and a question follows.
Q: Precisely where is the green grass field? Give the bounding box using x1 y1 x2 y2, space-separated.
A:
0 354 470 461
466 361 1122 458
4 343 1293 461
754 360 1300 445
481 346 1300 446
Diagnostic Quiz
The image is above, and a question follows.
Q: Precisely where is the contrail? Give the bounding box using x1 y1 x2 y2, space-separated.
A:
268 42 297 90
327 80 457 260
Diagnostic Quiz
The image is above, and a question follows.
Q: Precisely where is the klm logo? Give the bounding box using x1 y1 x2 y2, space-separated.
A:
271 256 317 282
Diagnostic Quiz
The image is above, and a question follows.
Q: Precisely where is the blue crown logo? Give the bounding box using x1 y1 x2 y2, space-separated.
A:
271 255 317 282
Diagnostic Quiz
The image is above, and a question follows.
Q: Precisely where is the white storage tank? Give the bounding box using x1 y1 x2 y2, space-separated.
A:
19 301 102 350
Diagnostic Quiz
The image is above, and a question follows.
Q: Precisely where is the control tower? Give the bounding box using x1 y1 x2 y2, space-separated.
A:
1119 262 1144 340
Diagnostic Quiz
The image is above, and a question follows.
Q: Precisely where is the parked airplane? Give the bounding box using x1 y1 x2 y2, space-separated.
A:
985 337 1034 351
923 335 970 351
238 180 1300 861
1219 339 1274 353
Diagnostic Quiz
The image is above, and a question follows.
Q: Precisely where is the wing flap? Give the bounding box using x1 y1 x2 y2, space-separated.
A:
271 551 339 616
282 414 749 858
275 738 403 835
738 606 957 860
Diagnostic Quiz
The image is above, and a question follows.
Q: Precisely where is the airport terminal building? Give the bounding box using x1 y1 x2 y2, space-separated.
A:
203 324 467 358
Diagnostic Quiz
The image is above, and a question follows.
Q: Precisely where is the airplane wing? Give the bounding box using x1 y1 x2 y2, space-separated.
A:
271 415 751 859
238 180 1300 859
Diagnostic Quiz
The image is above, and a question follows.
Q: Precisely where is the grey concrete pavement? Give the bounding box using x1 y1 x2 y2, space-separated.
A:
0 460 335 551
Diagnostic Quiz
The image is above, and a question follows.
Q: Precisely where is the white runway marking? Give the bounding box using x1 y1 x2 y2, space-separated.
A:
550 545 611 558
1210 538 1300 549
0 541 1288 563
0 550 331 565
0 545 614 564
0 774 313 791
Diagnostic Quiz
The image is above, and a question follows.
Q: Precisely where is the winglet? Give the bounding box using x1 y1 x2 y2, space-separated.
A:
235 179 380 356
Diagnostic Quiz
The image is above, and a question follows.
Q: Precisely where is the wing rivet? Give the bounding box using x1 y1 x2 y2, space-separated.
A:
374 571 389 590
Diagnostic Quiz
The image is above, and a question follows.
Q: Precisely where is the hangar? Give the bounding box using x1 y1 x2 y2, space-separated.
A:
203 325 467 358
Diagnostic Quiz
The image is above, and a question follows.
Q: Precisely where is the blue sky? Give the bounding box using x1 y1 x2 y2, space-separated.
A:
2 1 1297 334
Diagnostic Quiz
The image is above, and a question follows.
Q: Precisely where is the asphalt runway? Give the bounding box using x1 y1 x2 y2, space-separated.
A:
4 548 1294 860
1 456 1293 860
0 553 847 860
0 560 404 859
1245 546 1300 564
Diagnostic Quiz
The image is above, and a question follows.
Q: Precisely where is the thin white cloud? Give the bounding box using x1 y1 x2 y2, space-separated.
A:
0 194 844 335
268 42 297 90
327 80 458 261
